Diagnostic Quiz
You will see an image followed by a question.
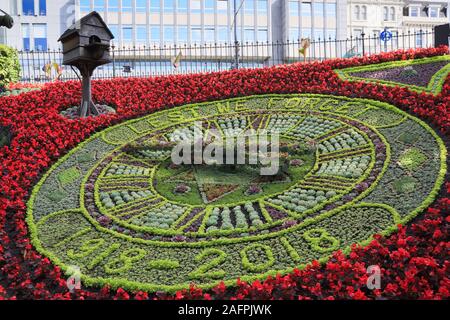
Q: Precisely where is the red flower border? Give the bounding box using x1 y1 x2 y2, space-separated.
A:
0 46 449 300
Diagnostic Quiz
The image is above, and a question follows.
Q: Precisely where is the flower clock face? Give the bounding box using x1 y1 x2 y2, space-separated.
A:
27 94 446 292
335 55 450 95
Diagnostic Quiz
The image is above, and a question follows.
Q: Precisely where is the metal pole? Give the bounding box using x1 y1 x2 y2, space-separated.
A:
233 0 239 69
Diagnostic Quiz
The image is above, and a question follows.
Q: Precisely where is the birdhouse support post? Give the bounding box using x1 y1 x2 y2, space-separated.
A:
79 65 99 117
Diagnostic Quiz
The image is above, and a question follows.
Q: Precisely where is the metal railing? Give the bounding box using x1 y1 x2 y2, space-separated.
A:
17 29 435 83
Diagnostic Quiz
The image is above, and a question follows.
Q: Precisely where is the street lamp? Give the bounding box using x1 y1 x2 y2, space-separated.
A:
0 9 14 29
232 0 244 69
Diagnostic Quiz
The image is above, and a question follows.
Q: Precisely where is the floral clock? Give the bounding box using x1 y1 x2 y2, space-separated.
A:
26 94 446 292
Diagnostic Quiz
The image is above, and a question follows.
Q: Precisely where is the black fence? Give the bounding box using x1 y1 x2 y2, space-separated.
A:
18 29 435 83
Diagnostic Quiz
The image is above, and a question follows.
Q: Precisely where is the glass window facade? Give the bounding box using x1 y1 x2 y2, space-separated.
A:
257 0 267 14
217 26 228 42
151 0 161 13
178 0 188 12
217 0 228 14
301 2 311 16
164 26 175 43
136 0 147 12
33 24 47 51
178 26 188 42
22 0 35 15
122 26 133 42
109 25 119 39
244 0 254 14
410 7 419 17
429 7 438 18
122 0 132 12
151 26 161 42
136 25 147 43
205 0 214 13
325 29 336 39
325 2 335 17
108 0 119 11
204 27 215 42
244 29 255 42
314 29 324 40
313 1 324 17
289 28 299 40
191 27 202 42
257 28 268 42
289 1 299 16
94 0 105 12
164 0 175 12
22 24 30 51
301 28 311 39
39 0 47 16
191 0 201 13
80 0 91 12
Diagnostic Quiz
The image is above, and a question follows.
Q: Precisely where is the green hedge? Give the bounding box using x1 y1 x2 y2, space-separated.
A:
0 44 21 87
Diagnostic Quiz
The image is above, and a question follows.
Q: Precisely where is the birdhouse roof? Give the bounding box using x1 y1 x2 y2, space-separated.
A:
58 11 114 42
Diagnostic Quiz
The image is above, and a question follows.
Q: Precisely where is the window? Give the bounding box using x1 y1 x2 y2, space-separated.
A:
136 26 147 43
191 27 202 43
301 28 311 39
178 0 188 12
136 0 147 12
94 0 105 12
390 7 395 20
151 25 161 42
164 26 174 43
258 0 267 14
325 2 335 17
301 2 311 16
22 24 30 51
244 29 255 42
39 0 47 15
205 0 214 13
81 0 91 13
383 6 388 20
177 26 188 42
416 32 423 47
164 0 174 12
354 5 360 20
244 0 254 14
150 0 160 13
108 0 119 12
410 6 419 17
122 26 133 42
361 5 367 20
429 7 439 18
313 1 324 17
122 0 132 12
217 0 228 14
22 0 35 15
109 25 119 39
314 29 324 40
257 28 268 42
326 29 336 40
33 24 47 51
191 0 201 13
289 28 299 40
204 27 215 42
289 1 299 16
218 26 228 42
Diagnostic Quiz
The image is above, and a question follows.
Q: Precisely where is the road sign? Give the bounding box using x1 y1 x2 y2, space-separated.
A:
380 30 392 42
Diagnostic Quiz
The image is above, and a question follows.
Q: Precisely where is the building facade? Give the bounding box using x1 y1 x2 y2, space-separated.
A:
347 0 449 49
79 0 273 47
1 0 353 50
1 0 76 51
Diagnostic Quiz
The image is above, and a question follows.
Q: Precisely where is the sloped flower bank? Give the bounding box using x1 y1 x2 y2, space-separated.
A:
0 46 449 300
